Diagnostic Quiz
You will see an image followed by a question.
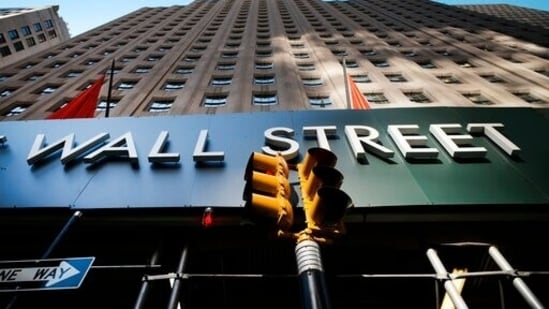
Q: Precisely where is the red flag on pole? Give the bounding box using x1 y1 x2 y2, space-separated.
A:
347 75 370 110
47 75 105 119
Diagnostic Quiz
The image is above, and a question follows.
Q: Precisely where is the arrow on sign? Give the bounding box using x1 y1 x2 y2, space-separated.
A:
0 261 80 287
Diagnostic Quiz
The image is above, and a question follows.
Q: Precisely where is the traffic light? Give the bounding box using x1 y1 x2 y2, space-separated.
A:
297 148 353 236
243 152 294 231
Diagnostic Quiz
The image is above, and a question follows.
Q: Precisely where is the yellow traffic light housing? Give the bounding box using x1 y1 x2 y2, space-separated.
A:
243 152 294 231
297 148 353 238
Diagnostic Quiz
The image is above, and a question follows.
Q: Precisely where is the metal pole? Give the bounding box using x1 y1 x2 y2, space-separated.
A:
105 59 115 118
134 249 161 309
342 57 351 110
295 239 331 309
426 248 469 309
488 246 545 309
41 210 83 258
167 246 189 309
6 210 83 309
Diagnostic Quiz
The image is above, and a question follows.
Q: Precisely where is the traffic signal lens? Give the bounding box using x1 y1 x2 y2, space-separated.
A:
310 187 353 227
299 147 337 182
242 152 294 232
245 152 289 179
244 192 294 231
304 165 343 201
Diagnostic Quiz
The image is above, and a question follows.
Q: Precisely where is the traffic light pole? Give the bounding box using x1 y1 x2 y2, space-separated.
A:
295 239 331 309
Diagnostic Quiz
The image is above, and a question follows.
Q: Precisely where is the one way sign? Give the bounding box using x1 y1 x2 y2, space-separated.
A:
0 257 94 292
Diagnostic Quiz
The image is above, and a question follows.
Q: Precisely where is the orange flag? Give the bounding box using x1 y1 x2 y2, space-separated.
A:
348 75 370 109
47 75 105 119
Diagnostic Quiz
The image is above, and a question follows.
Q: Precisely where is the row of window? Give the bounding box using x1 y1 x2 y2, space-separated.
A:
4 87 545 117
0 68 529 100
0 29 57 57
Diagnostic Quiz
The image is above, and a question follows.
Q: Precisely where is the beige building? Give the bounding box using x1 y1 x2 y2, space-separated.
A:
0 6 70 69
0 0 547 121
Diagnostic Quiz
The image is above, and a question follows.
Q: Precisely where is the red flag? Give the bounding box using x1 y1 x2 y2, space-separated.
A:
348 75 370 110
47 75 105 119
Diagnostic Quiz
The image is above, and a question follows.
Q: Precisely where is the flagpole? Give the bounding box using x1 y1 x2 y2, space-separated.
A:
105 59 115 118
342 57 351 109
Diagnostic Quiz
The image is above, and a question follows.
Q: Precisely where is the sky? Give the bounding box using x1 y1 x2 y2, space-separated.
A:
4 0 549 37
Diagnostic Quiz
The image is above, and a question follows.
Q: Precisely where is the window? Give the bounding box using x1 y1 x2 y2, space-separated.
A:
364 92 389 104
225 42 240 48
106 67 122 75
26 37 36 47
298 63 315 71
385 74 407 82
418 61 436 69
14 41 24 51
40 85 59 94
174 66 193 75
456 60 474 68
203 95 228 107
21 62 36 69
216 63 235 71
352 75 371 83
84 59 99 66
303 78 323 87
8 29 19 40
211 77 232 86
120 56 136 63
361 49 376 56
437 75 461 84
405 91 431 103
3 105 28 117
50 61 65 68
163 81 185 91
332 49 348 57
37 33 46 43
221 51 238 58
463 92 493 105
0 46 11 57
47 30 57 39
117 81 138 90
256 50 272 58
64 71 83 78
255 62 273 70
26 73 44 81
252 93 277 105
372 60 389 68
0 74 12 82
44 19 54 29
148 99 173 112
96 99 119 111
309 96 332 107
294 52 310 59
134 66 152 74
21 26 32 36
402 51 417 57
512 92 545 104
254 75 275 85
183 55 200 62
343 60 359 68
479 74 504 83
0 33 5 44
147 55 163 61
0 88 16 97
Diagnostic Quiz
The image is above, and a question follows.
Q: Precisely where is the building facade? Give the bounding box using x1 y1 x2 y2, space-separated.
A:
0 6 70 69
0 0 547 119
0 0 548 308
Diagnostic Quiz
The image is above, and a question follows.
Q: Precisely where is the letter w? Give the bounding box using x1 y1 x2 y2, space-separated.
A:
27 133 109 165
